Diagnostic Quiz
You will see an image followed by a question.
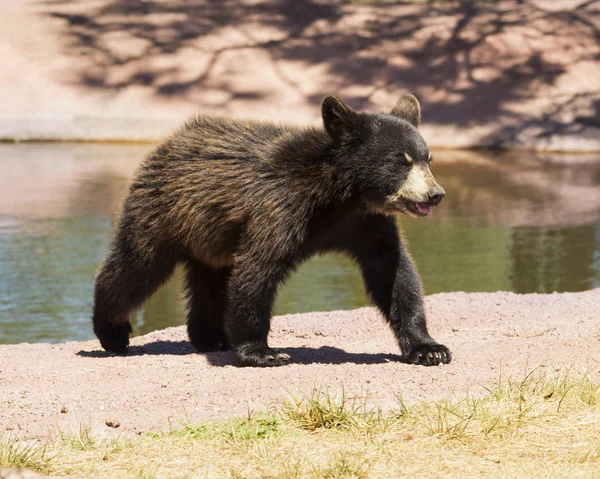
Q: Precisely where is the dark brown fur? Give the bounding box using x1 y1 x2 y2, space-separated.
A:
93 95 451 367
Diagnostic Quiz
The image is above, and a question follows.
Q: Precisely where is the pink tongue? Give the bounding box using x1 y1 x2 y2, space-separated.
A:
414 203 432 215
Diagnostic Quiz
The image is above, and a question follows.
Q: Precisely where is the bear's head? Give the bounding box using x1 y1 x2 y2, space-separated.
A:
322 94 445 218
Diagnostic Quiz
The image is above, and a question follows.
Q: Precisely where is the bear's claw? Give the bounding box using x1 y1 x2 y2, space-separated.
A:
236 345 291 367
406 343 451 366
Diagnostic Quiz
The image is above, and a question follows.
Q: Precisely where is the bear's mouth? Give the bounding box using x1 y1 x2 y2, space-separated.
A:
405 200 433 217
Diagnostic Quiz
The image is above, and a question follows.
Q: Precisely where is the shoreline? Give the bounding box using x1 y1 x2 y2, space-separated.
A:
3 139 600 155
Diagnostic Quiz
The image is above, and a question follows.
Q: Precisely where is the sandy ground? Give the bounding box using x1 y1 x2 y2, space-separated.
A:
1 0 599 150
1 290 599 441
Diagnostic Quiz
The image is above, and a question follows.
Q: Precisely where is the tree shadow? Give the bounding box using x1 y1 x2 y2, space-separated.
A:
77 342 406 365
38 0 600 145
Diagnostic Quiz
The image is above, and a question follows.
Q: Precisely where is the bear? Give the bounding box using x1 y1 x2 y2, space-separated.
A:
92 93 451 367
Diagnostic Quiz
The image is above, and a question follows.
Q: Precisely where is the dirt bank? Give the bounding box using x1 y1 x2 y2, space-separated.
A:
1 290 599 440
1 0 599 150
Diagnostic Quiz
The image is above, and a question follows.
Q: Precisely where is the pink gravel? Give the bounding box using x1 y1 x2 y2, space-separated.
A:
1 290 599 440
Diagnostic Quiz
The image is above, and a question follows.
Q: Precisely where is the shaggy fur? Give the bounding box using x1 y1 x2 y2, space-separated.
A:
93 94 451 367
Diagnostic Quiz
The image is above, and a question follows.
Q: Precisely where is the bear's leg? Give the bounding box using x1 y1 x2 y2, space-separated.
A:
185 261 231 352
224 251 293 367
345 215 451 366
93 242 177 354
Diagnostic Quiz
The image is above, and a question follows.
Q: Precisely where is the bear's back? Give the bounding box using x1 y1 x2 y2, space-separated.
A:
123 116 322 267
166 116 293 165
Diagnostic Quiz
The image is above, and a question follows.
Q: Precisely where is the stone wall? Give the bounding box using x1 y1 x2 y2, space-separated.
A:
1 0 599 150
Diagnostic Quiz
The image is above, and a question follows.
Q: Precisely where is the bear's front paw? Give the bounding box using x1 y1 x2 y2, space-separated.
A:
94 322 132 355
235 344 291 367
406 343 451 366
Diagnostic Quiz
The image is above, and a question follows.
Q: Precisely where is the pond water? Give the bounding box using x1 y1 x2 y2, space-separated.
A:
1 143 599 344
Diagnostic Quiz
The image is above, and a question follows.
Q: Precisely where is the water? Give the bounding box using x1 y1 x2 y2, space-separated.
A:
1 143 599 344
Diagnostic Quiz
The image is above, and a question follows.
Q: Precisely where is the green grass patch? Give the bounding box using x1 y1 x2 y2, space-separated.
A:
0 436 51 474
2 369 599 478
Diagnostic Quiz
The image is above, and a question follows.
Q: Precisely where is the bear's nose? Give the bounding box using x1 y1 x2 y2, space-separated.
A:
427 184 445 206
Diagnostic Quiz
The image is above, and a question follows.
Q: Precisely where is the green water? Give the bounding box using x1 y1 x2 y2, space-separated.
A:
1 144 599 344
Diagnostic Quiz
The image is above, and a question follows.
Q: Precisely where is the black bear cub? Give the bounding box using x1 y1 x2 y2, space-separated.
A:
93 93 451 367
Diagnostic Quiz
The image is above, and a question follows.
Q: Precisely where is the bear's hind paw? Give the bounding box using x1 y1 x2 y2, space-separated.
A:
95 322 132 355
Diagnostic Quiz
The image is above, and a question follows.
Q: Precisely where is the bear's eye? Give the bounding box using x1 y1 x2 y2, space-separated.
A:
401 153 413 164
427 152 433 163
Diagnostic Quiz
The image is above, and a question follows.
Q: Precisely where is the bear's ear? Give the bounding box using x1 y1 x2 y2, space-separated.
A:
390 93 421 128
322 96 359 143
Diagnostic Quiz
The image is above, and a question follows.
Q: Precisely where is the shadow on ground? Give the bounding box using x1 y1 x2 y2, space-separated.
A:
78 342 405 365
39 0 600 146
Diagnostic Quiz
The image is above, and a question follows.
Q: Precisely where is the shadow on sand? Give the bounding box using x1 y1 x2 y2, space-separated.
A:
78 342 406 365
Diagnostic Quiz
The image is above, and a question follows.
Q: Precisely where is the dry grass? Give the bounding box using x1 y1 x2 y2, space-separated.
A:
2 369 599 478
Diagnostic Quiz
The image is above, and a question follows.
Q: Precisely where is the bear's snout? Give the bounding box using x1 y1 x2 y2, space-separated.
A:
427 184 445 206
